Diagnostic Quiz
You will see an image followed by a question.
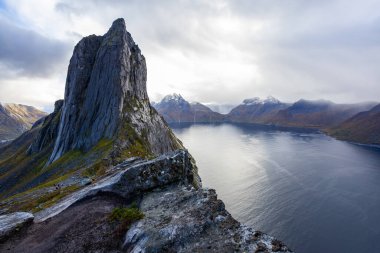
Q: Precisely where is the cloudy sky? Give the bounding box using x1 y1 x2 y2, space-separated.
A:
1 0 380 111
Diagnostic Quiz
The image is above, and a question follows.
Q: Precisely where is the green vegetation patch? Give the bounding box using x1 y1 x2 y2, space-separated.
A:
109 206 144 236
7 184 81 213
109 206 144 222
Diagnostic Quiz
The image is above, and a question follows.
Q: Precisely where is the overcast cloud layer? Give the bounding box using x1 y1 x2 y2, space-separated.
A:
0 0 379 111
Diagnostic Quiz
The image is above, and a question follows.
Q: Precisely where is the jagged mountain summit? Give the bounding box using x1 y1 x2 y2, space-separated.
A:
0 18 182 198
48 18 180 164
153 93 225 123
0 103 46 142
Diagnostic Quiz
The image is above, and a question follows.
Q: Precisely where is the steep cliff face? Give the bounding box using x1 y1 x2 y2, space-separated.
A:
27 100 64 154
49 18 180 164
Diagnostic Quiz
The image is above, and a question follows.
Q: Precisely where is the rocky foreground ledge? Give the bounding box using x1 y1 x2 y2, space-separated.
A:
0 150 291 252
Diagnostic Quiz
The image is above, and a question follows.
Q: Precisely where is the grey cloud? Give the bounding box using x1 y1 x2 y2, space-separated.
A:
0 16 71 78
53 0 380 104
2 0 379 109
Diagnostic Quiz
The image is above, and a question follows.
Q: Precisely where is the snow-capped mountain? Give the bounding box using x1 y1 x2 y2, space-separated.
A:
153 94 224 123
227 96 289 123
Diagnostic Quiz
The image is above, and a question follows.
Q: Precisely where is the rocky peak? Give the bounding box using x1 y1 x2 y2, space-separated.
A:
48 18 180 164
161 93 187 104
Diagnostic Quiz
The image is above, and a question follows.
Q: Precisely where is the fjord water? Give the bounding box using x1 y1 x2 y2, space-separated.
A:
171 123 380 253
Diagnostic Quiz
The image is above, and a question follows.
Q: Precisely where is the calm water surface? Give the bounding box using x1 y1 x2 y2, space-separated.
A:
171 123 380 253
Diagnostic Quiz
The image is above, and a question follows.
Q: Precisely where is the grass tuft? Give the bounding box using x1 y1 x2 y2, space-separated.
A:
109 206 144 236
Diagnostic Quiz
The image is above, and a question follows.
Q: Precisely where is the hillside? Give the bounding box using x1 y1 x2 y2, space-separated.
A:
329 104 380 145
227 96 290 123
267 99 376 128
0 103 46 141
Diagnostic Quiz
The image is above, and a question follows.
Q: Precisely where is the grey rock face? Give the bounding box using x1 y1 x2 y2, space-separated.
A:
49 18 180 164
0 212 34 242
34 150 200 222
125 186 291 253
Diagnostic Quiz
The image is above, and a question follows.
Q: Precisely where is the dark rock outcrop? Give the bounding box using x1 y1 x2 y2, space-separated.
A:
0 212 34 242
125 186 289 253
27 100 63 154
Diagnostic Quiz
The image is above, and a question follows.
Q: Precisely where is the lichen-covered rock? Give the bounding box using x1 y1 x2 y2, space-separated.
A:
0 212 34 242
34 150 200 222
123 186 291 253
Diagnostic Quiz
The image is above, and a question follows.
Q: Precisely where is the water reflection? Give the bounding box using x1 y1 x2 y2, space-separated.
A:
171 123 380 253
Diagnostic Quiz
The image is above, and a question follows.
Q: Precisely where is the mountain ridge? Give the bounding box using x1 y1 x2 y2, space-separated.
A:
153 93 225 123
153 94 379 145
0 103 47 142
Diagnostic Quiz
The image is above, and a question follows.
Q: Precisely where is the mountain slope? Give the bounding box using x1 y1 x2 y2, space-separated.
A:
227 96 289 123
153 93 225 123
0 103 47 141
0 18 182 199
268 99 376 128
329 104 380 144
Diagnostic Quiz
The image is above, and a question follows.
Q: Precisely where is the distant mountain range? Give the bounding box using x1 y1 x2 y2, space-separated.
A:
0 103 47 142
153 94 380 145
267 99 376 128
152 94 224 123
228 96 290 123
